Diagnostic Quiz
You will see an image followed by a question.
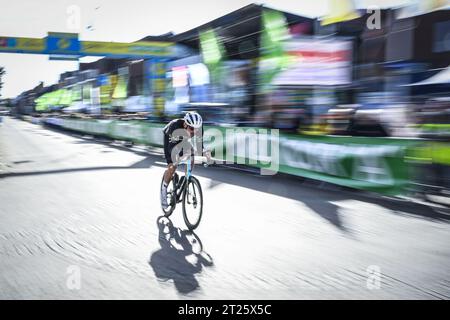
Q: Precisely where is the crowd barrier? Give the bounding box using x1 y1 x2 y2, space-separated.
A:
39 117 448 196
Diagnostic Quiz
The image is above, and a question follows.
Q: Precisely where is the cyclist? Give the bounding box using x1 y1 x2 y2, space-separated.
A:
160 111 209 209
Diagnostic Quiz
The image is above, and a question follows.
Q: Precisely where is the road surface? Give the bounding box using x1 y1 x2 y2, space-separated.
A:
0 117 449 299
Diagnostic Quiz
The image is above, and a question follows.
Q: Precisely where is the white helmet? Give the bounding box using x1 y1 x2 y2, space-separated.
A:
184 111 203 128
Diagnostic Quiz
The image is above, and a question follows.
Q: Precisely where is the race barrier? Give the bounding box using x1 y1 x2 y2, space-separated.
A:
41 117 443 196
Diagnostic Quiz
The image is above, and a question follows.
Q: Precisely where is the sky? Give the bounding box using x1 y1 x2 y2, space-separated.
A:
0 0 409 98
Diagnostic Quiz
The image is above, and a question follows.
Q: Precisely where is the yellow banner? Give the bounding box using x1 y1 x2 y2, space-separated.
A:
0 36 175 58
0 37 45 52
82 41 173 56
321 0 360 26
153 79 165 92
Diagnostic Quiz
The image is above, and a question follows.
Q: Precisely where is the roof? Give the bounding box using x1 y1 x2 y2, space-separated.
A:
143 3 315 59
139 32 175 42
405 65 450 86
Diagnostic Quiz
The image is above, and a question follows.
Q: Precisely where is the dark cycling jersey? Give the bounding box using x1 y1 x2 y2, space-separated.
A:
163 119 185 139
163 119 203 165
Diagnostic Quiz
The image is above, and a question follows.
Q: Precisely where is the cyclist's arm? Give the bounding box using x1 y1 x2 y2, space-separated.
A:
190 149 196 171
194 124 212 163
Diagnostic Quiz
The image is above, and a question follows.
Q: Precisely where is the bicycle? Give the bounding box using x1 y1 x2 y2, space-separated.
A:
160 156 205 230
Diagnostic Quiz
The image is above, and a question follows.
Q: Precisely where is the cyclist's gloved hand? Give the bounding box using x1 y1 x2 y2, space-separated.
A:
169 135 185 143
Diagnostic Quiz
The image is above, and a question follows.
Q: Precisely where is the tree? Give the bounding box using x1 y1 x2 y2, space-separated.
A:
0 67 5 98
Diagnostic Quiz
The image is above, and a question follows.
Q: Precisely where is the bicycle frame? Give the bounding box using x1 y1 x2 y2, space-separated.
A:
162 155 204 230
173 157 192 203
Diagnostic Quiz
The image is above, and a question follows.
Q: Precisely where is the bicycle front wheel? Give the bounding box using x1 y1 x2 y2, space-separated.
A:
182 176 203 230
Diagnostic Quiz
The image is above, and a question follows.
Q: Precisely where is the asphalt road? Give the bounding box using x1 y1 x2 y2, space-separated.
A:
1 117 449 299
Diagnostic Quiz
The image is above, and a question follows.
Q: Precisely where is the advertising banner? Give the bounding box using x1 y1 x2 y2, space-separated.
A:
0 36 184 59
272 38 353 86
277 136 412 194
81 41 172 57
46 32 80 60
0 37 45 53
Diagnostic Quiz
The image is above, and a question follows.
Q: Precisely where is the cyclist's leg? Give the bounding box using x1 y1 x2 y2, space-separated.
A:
163 136 178 184
161 138 180 208
161 163 176 209
164 163 177 184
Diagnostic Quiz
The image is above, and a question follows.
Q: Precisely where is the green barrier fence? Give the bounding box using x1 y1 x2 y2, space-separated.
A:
44 117 444 195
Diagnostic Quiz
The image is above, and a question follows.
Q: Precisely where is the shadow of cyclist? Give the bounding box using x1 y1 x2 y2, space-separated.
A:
149 216 214 295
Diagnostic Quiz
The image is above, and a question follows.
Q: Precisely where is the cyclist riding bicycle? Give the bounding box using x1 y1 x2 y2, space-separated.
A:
161 111 210 209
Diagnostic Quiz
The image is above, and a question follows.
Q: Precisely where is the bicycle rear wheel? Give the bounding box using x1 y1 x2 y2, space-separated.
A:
160 173 177 216
182 176 203 230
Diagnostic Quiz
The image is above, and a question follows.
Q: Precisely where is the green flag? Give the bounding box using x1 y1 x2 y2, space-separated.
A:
112 76 127 99
199 28 226 85
199 28 224 66
259 9 294 93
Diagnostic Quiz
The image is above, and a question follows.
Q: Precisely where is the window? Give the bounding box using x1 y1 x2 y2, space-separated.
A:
433 20 450 53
